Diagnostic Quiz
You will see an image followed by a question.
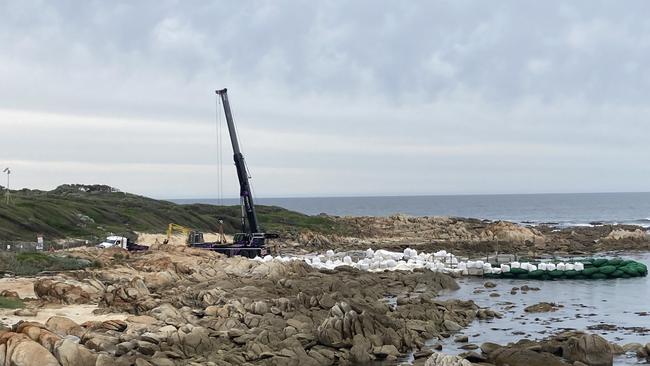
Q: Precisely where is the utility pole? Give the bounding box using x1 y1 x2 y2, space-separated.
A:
2 168 11 205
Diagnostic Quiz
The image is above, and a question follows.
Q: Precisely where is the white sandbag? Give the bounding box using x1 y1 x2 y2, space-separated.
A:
511 262 520 269
546 263 556 271
538 263 547 271
501 264 511 273
457 262 467 271
326 250 335 257
565 263 575 271
574 262 584 271
556 263 566 271
343 256 352 264
365 248 374 258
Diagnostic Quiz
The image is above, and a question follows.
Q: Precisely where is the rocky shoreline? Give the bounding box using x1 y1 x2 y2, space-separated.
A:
0 218 648 366
0 246 491 365
292 215 650 256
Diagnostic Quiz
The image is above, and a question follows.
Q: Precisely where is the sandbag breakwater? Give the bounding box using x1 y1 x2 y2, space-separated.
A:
262 248 648 281
484 257 648 280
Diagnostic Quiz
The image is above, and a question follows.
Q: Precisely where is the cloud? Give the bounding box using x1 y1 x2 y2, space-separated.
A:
0 1 648 197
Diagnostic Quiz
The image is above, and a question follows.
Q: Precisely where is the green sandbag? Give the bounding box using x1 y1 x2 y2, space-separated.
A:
620 260 634 267
592 258 608 267
599 265 617 274
621 265 639 276
501 272 514 278
510 268 528 275
564 270 578 278
621 273 631 279
608 258 623 267
591 273 608 280
610 270 625 278
549 270 564 278
528 270 544 278
582 267 599 276
516 273 529 279
575 275 587 280
638 263 648 275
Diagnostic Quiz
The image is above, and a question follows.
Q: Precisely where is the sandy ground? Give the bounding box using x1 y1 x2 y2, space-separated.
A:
136 232 233 246
0 277 127 325
0 304 128 325
0 278 36 299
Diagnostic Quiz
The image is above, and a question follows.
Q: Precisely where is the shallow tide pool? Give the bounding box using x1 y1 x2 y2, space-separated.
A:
430 252 650 365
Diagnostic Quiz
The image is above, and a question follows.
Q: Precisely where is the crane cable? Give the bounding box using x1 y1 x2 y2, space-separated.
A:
216 95 224 206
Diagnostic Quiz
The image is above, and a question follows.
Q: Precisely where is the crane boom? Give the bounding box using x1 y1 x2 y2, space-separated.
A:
215 88 261 235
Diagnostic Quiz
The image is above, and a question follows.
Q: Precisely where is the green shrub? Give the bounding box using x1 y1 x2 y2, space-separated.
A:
0 296 24 309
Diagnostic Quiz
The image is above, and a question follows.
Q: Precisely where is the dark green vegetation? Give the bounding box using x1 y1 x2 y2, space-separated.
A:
0 184 348 241
0 251 100 276
0 296 24 309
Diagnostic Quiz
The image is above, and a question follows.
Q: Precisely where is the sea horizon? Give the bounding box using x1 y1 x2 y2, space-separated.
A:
170 192 650 229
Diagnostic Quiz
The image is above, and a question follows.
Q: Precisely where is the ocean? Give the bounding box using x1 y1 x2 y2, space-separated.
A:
171 192 650 228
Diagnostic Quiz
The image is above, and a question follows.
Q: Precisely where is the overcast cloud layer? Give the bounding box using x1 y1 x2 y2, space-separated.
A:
0 1 648 198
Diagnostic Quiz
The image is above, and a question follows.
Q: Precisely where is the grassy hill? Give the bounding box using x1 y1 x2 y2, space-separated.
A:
0 184 347 242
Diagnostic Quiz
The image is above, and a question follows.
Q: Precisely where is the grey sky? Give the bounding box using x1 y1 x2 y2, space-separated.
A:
0 1 648 198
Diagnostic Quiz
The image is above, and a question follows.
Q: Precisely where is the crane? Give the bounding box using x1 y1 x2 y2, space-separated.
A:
188 89 276 257
216 88 262 244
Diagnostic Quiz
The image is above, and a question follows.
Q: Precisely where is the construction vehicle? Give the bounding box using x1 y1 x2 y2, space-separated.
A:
166 223 207 246
96 236 148 251
188 88 277 258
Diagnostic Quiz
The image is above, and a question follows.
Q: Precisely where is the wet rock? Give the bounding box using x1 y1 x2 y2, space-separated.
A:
454 335 468 343
524 302 559 313
489 347 568 366
459 343 478 350
562 334 613 366
476 309 503 320
609 343 624 355
373 344 400 358
621 342 643 353
459 350 487 362
414 349 434 359
520 285 539 291
484 282 497 288
443 320 462 332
